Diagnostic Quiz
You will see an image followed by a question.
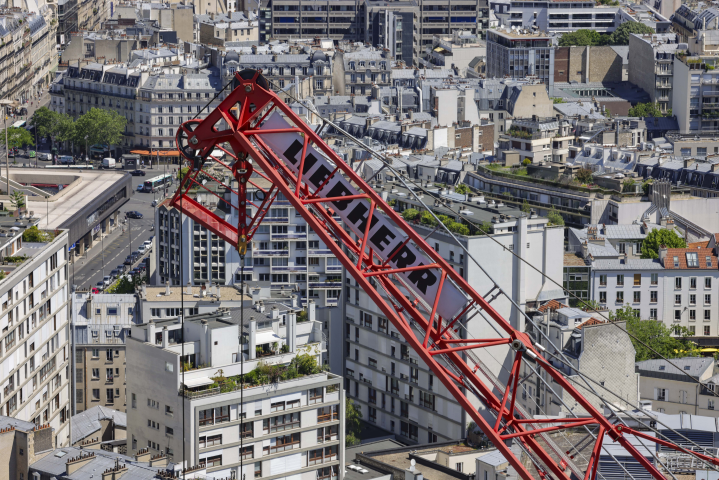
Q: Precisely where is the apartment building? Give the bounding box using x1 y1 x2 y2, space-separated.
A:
60 63 144 156
486 28 554 86
259 0 365 43
198 12 259 46
496 115 574 164
336 48 391 96
0 10 56 103
590 246 719 337
233 50 333 95
57 0 79 45
518 304 639 416
673 52 719 133
126 307 344 480
0 416 54 480
70 292 137 414
0 225 71 449
343 181 565 443
636 357 719 416
627 33 678 115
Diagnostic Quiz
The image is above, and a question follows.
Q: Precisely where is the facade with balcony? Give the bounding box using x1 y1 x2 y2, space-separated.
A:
497 116 574 164
486 28 554 85
0 226 71 448
627 33 678 115
126 308 343 480
673 51 719 133
342 181 565 444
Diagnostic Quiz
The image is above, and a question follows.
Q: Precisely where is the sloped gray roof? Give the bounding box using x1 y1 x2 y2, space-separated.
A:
593 258 662 270
636 357 714 379
30 447 162 480
71 406 127 443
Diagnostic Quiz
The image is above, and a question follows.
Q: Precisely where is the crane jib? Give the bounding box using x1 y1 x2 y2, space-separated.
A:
260 112 468 321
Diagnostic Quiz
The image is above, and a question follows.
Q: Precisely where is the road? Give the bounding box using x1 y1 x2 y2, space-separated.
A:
70 170 175 290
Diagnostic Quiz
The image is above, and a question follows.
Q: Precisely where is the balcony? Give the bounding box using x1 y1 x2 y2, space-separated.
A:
253 249 289 256
264 217 289 223
308 249 333 256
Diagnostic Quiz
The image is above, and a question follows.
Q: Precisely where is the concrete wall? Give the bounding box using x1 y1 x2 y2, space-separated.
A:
673 58 692 133
628 35 659 104
510 84 554 119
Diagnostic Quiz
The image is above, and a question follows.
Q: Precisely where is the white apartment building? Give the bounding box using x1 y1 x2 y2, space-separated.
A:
126 307 344 480
343 181 565 444
70 292 137 414
0 224 71 448
636 357 719 416
591 246 719 336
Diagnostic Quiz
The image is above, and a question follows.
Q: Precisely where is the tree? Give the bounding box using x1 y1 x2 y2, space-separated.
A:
628 102 666 118
296 310 308 322
9 191 25 210
401 208 419 221
608 22 655 46
455 184 469 195
558 29 608 47
106 275 140 294
54 113 76 144
521 199 531 214
547 208 565 226
476 221 493 235
575 167 594 184
22 225 52 242
447 221 470 236
29 107 58 143
611 306 700 361
177 166 190 182
73 108 127 153
522 158 532 166
622 178 636 193
641 229 686 259
420 210 438 226
289 353 320 375
0 127 34 161
580 299 603 313
345 398 363 447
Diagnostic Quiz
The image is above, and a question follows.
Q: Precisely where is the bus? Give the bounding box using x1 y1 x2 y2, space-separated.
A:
11 120 26 129
143 173 173 192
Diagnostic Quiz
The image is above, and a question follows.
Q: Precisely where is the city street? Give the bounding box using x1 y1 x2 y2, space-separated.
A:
70 173 174 290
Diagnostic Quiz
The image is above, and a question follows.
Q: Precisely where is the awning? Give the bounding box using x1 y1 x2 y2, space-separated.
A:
183 377 214 388
130 149 180 157
256 331 282 345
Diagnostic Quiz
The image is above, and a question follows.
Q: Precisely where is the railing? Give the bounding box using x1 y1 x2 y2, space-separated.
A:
268 421 300 433
264 441 299 455
317 412 338 423
308 249 333 255
264 217 289 223
253 249 289 256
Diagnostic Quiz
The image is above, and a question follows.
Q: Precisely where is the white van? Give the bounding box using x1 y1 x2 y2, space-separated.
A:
102 157 116 169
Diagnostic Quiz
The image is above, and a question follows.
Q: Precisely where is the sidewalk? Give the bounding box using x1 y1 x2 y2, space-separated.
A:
72 220 127 267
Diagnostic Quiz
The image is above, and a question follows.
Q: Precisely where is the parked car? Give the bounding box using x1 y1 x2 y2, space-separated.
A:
130 169 146 176
95 281 105 291
58 155 74 165
103 276 112 286
91 287 100 294
138 263 147 272
124 255 133 265
143 240 152 250
126 211 143 219
116 264 125 273
110 269 121 277
137 245 147 255
151 199 158 207
131 250 141 260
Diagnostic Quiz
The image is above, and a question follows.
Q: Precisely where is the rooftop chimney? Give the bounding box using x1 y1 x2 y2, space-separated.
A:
659 244 668 264
186 282 192 296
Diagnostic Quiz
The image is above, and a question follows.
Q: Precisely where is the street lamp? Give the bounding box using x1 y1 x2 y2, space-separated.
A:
84 135 88 166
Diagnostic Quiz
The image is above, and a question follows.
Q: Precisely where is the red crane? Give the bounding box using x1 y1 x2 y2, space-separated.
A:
170 69 719 480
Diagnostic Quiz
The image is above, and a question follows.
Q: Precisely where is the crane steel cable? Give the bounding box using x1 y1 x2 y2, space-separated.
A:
269 83 718 397
253 77 719 474
174 70 719 480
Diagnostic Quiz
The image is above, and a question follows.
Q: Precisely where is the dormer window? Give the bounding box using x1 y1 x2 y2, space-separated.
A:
673 256 680 267
686 252 699 268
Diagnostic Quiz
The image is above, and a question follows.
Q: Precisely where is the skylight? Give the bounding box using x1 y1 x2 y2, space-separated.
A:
686 252 699 268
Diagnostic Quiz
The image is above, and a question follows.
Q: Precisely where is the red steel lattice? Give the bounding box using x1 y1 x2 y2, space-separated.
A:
170 70 719 480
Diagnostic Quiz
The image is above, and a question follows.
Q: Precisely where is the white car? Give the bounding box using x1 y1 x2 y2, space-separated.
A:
137 245 147 255
103 276 112 287
143 240 152 251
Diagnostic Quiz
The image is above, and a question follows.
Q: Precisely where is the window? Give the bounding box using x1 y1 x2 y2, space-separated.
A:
204 455 222 467
706 294 712 305
676 278 682 289
599 275 607 286
676 294 682 305
634 274 641 286
650 308 657 319
706 277 712 289
691 277 698 289
705 325 711 336
651 291 658 303
655 388 667 401
673 256 680 267
675 310 681 321
599 291 606 303
690 310 696 321
691 294 697 305
616 291 624 303
708 256 714 267
633 291 641 303
687 252 699 268
616 275 624 286
706 310 711 321
456 463 463 473
651 273 658 285
710 400 716 410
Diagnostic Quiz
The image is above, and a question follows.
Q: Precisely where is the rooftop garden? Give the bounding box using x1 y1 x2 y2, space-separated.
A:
182 353 328 397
